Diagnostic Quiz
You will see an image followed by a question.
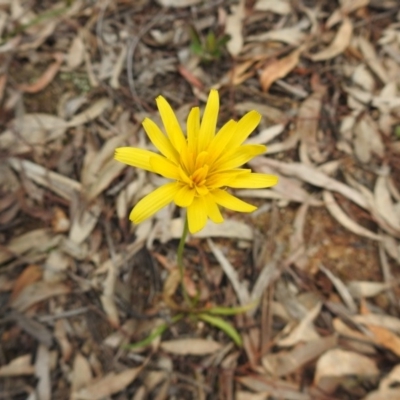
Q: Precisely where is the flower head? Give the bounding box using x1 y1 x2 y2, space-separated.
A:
115 90 278 233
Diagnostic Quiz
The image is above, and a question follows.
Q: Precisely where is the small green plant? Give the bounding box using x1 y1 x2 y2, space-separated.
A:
189 26 230 62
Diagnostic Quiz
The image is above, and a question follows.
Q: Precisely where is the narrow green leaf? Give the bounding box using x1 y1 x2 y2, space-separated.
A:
126 314 183 349
197 313 242 346
205 301 258 316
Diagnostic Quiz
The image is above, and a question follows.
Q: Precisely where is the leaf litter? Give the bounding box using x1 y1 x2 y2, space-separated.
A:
1 0 400 399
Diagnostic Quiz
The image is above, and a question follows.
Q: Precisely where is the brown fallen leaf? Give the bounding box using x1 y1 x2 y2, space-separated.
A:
160 339 222 355
366 324 400 357
260 47 303 92
310 18 353 61
17 53 64 93
10 264 43 302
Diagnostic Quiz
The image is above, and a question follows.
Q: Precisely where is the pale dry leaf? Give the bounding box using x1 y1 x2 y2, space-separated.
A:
374 174 400 231
156 0 202 6
260 47 303 92
110 44 127 89
0 113 67 154
354 115 384 163
358 36 389 83
73 367 143 400
66 98 111 128
67 35 85 70
0 228 54 265
54 320 72 362
246 124 284 145
170 218 253 240
69 201 102 244
254 0 291 14
248 24 308 46
327 0 369 28
0 354 34 377
225 0 245 56
10 281 71 312
70 352 93 394
235 101 286 123
320 264 357 312
353 314 400 334
160 339 222 355
314 348 379 385
35 344 51 400
297 87 326 164
310 18 353 61
323 190 381 241
101 262 120 327
9 158 82 201
251 158 368 209
207 239 250 306
352 64 375 91
278 302 322 347
347 281 392 298
263 335 337 377
236 392 269 400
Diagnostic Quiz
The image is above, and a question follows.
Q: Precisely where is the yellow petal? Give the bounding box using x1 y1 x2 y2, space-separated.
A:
149 156 179 180
156 95 186 152
204 195 224 223
130 182 178 224
211 144 266 172
198 89 219 152
187 197 208 233
114 147 163 172
142 118 179 162
206 120 237 164
227 110 261 148
228 172 278 188
206 170 244 188
187 106 200 154
210 189 257 212
174 185 195 207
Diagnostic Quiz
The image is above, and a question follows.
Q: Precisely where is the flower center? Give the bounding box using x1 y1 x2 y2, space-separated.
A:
178 151 210 195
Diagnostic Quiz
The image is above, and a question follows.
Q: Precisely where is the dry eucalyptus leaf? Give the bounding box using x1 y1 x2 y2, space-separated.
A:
255 0 291 14
310 18 353 61
0 354 34 377
71 352 93 393
73 367 143 400
314 349 379 387
160 339 222 355
347 281 392 298
225 0 245 56
260 47 303 92
156 0 202 6
66 98 111 128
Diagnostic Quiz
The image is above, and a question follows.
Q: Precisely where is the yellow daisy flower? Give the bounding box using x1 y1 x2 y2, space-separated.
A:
115 90 278 233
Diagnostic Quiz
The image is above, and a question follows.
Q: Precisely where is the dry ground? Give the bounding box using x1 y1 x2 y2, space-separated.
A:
1 0 400 399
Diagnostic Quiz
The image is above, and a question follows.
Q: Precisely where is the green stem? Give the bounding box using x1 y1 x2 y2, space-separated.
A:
177 216 190 305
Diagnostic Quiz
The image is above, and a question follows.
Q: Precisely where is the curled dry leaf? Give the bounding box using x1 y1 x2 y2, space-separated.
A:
323 190 381 241
10 264 43 302
160 339 222 355
260 47 303 92
327 0 369 28
310 18 353 61
314 349 379 389
17 53 64 93
366 324 400 357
